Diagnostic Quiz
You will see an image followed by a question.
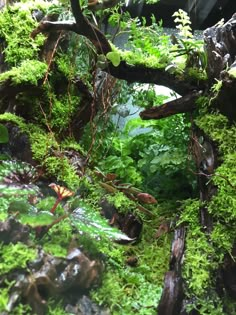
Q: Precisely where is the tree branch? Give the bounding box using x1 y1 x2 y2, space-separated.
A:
31 1 207 94
140 90 202 120
109 62 206 95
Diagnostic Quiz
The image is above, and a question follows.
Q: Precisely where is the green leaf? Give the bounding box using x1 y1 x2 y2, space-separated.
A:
70 201 134 241
0 124 9 143
20 211 55 227
8 200 31 214
106 52 121 67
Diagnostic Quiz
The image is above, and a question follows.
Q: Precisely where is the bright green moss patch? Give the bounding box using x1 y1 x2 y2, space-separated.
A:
195 113 236 155
0 242 37 275
0 0 48 65
0 60 47 85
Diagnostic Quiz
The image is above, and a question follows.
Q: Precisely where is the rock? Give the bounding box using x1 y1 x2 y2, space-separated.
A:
0 218 30 244
65 295 110 315
0 122 33 163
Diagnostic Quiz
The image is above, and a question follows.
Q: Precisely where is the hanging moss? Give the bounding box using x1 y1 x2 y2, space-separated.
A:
0 0 49 66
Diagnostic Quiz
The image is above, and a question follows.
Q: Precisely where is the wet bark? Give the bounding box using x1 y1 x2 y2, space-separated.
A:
140 91 202 120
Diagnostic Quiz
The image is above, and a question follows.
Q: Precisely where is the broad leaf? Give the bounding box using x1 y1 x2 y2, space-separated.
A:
106 52 121 67
20 211 55 227
70 202 134 241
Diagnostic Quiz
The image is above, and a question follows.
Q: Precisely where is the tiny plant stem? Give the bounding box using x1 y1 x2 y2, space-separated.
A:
50 198 62 214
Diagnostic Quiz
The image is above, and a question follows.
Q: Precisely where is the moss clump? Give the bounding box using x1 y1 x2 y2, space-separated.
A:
0 0 48 65
106 192 137 214
178 199 224 313
195 113 236 155
41 218 72 257
30 131 81 189
0 113 27 130
0 60 47 85
0 242 37 275
49 95 81 133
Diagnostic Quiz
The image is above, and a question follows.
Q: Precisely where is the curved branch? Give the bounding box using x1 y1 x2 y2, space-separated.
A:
140 90 202 120
109 62 206 95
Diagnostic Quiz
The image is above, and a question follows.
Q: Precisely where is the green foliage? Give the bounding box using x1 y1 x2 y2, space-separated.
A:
170 9 207 78
55 34 94 85
106 51 121 67
0 0 47 65
106 192 137 214
173 9 193 38
110 14 171 69
0 60 47 85
49 95 81 133
0 124 9 143
0 242 36 275
0 113 27 131
130 86 169 109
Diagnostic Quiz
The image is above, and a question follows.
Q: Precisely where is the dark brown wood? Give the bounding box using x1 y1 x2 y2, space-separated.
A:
157 226 185 315
140 91 202 120
204 13 236 82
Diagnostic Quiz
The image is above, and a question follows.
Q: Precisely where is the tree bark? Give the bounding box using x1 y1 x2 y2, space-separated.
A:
140 91 202 120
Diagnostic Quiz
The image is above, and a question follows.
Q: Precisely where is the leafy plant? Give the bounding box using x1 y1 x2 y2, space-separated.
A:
172 9 193 39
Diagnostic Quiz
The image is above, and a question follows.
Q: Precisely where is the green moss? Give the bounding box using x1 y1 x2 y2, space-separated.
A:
181 99 236 312
30 131 59 161
186 67 207 81
106 192 137 214
0 281 32 314
50 95 81 133
0 113 26 130
0 242 37 275
40 218 72 257
61 138 86 155
195 113 236 155
0 60 47 85
0 114 80 189
91 213 170 314
0 1 49 65
44 156 80 189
